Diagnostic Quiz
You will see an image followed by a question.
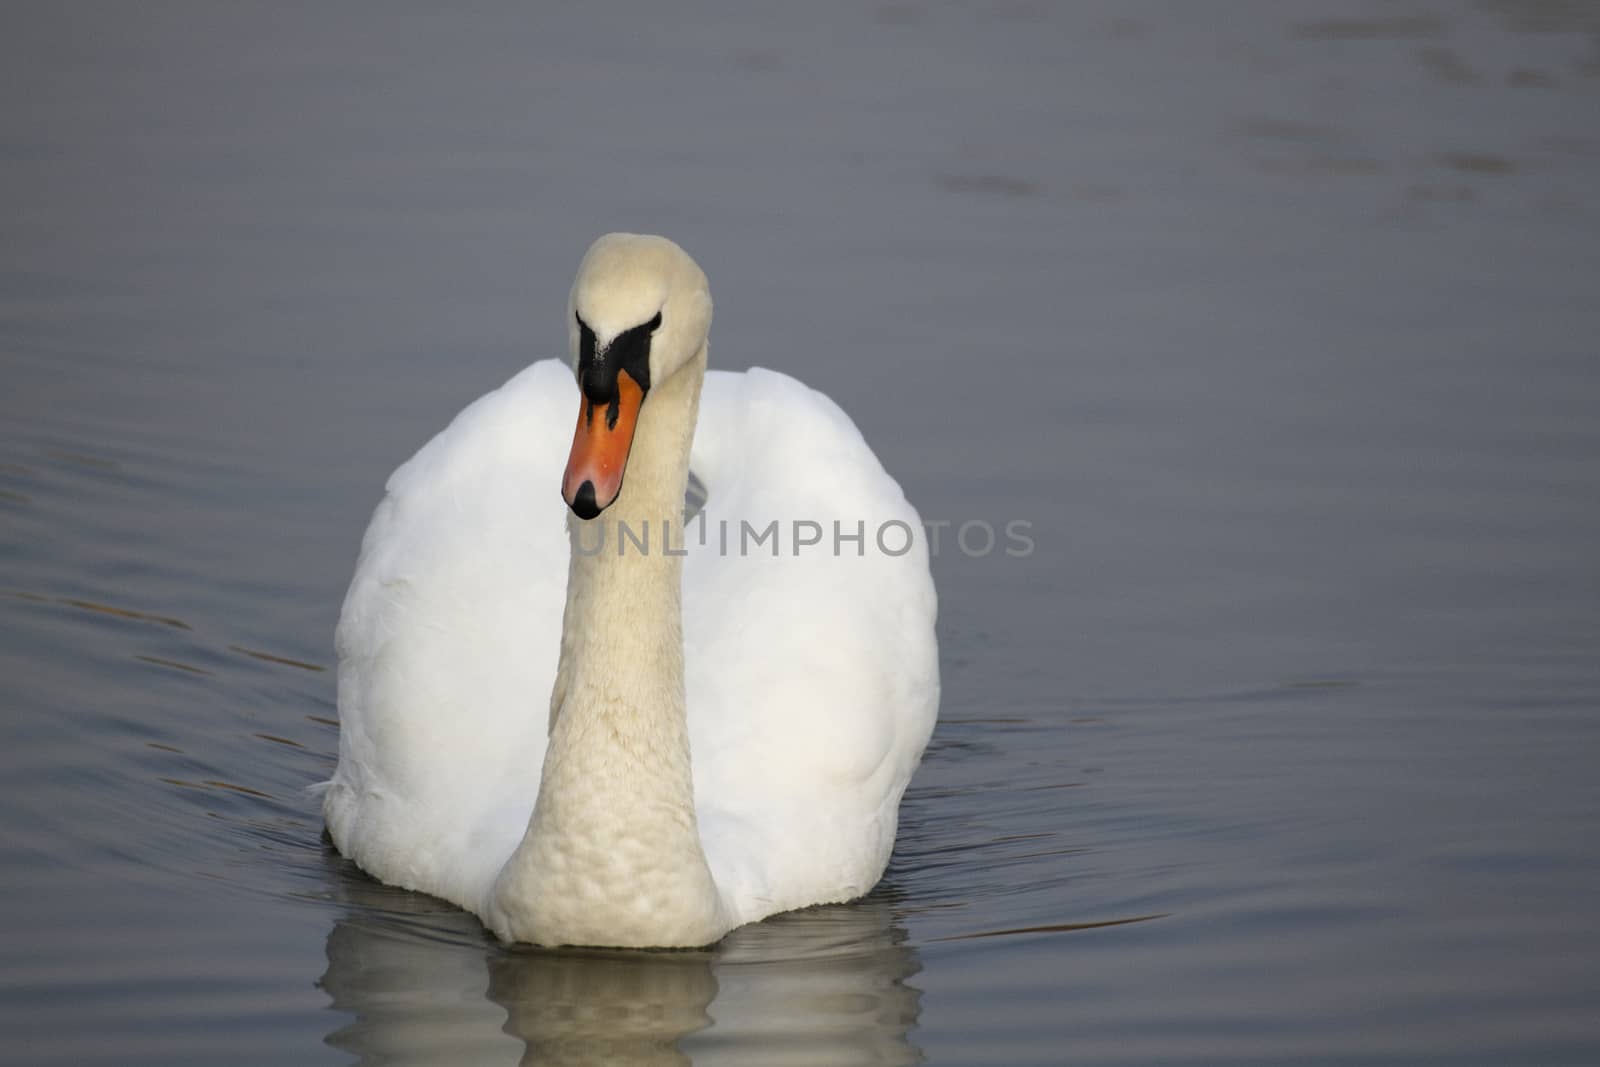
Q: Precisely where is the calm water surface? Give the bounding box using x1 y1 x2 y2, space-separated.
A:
3 2 1598 1063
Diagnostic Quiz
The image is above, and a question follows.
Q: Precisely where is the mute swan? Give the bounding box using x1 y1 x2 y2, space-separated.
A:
322 233 939 947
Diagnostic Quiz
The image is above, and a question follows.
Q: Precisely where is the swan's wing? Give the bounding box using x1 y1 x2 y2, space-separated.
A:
324 359 576 910
684 369 940 922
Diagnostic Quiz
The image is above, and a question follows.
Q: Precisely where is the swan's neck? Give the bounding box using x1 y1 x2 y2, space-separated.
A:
486 348 728 948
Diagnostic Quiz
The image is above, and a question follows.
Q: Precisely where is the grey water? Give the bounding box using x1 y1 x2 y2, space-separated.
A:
2 2 1598 1063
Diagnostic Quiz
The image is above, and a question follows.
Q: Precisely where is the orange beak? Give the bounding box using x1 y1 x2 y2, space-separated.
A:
562 368 645 519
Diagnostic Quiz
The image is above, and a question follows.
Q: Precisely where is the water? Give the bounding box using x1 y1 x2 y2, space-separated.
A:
3 1 1598 1063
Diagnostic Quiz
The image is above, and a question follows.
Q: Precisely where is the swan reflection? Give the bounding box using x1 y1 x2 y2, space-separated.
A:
319 877 922 1066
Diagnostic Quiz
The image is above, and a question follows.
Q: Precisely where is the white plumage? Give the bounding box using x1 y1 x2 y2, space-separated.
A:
323 235 939 946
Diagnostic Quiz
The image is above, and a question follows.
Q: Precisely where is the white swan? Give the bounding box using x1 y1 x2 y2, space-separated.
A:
323 233 939 947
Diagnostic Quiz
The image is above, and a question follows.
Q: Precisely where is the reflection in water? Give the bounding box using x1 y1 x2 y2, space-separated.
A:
319 866 922 1066
489 948 715 1067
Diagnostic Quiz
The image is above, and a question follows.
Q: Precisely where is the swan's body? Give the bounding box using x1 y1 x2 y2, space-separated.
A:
323 235 939 947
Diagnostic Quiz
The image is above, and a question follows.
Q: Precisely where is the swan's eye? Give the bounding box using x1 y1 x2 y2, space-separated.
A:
647 312 662 332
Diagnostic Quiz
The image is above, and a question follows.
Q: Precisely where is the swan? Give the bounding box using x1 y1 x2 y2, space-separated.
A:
322 233 939 947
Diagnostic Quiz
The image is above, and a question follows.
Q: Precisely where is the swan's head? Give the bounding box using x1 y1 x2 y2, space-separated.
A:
561 233 713 519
